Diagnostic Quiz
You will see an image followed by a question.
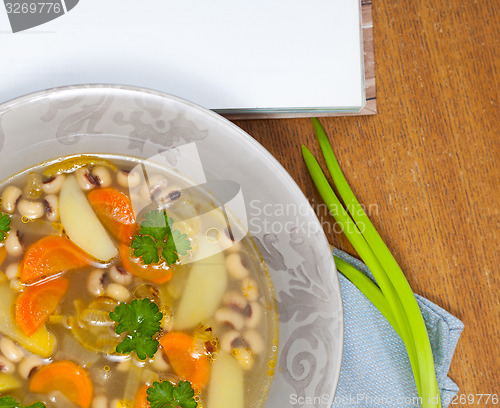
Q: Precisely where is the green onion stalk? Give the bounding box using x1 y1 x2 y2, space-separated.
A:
302 118 441 408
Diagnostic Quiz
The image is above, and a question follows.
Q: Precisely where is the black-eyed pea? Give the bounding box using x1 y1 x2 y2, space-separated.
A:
108 266 132 286
241 277 259 301
222 290 248 312
226 253 249 280
155 186 181 208
0 337 24 362
5 263 19 280
219 229 243 252
117 169 141 189
0 355 15 373
17 199 45 220
232 347 254 371
147 175 169 201
105 283 131 303
245 302 263 329
42 174 65 194
91 395 107 408
220 330 240 353
215 307 245 330
75 167 97 191
116 170 129 188
18 355 43 379
87 269 105 297
5 230 22 257
43 194 59 222
1 186 22 213
91 166 112 187
227 241 243 253
244 330 265 355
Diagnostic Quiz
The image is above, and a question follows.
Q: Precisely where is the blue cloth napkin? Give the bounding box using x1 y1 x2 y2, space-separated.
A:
331 248 464 408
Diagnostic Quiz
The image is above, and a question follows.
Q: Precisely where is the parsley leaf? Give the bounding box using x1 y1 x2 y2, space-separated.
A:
147 380 197 408
0 397 19 408
131 235 159 265
109 298 163 360
0 213 11 242
139 210 171 242
167 230 191 262
0 396 46 408
131 210 191 265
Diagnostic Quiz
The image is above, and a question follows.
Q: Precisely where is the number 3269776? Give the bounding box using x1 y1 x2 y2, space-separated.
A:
5 3 63 14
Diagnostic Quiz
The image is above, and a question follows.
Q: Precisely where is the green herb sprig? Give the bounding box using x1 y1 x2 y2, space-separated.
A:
0 396 45 408
0 213 11 242
147 380 197 408
302 118 441 408
131 210 191 265
109 298 163 360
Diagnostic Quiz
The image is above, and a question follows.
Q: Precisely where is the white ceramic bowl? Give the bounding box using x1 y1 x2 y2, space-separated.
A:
0 85 343 408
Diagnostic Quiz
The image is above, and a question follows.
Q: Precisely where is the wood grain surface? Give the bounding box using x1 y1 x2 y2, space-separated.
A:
232 0 500 403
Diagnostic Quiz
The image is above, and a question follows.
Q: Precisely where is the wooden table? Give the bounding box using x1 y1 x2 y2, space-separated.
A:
233 0 499 403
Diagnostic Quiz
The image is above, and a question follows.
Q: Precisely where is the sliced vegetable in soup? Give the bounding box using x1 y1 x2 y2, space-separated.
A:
0 155 278 408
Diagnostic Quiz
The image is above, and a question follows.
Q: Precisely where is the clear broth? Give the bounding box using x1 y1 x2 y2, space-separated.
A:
0 154 278 408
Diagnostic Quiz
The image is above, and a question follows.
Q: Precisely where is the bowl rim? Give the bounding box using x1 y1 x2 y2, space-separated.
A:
0 83 344 403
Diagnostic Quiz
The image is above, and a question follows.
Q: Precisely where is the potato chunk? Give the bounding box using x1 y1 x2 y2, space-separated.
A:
59 175 118 262
207 352 244 408
174 242 227 330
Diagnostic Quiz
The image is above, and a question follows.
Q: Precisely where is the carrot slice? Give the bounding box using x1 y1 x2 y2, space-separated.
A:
120 244 173 284
29 360 93 408
88 188 136 244
20 236 92 284
134 384 150 408
159 332 210 391
0 246 6 268
15 277 69 336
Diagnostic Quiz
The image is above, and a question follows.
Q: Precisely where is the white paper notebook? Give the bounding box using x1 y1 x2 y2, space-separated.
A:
0 0 364 114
